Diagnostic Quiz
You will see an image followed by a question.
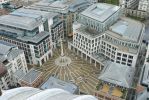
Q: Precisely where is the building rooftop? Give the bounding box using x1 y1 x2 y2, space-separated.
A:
74 22 103 38
27 0 90 13
0 14 42 31
0 40 16 55
81 3 120 22
0 41 23 63
20 69 42 84
40 77 78 94
0 87 97 100
103 36 138 54
98 61 135 88
13 70 26 81
13 8 58 19
109 17 144 42
17 31 50 44
0 8 57 31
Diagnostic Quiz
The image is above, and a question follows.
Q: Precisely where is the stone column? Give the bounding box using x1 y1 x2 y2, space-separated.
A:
81 52 83 58
95 61 97 67
90 58 92 64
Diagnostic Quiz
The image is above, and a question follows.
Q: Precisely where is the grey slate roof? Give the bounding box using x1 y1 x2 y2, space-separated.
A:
20 69 42 84
0 8 58 31
13 70 25 80
40 77 78 94
17 31 50 44
27 0 90 13
81 3 120 22
98 61 135 88
0 41 23 62
110 17 144 42
0 14 42 31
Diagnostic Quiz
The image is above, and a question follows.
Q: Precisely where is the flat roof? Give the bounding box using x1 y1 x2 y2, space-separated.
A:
0 14 42 31
110 17 144 42
20 69 42 84
0 8 57 31
40 77 78 94
27 0 90 13
98 61 135 88
17 31 50 44
102 38 138 54
74 22 103 38
81 3 120 22
14 8 58 19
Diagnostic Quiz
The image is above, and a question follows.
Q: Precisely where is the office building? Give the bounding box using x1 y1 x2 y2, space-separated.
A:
119 0 140 8
138 0 149 12
0 41 28 90
77 3 122 33
69 3 144 69
26 0 92 37
95 61 135 100
0 9 62 65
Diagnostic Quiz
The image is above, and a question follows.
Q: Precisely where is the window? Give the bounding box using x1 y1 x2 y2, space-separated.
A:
121 62 126 65
127 64 132 66
123 54 127 57
111 59 114 62
117 57 121 60
117 53 121 56
128 60 132 63
122 58 126 61
129 55 133 59
116 61 120 63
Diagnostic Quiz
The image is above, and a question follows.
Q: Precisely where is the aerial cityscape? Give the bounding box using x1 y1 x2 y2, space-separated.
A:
0 0 149 100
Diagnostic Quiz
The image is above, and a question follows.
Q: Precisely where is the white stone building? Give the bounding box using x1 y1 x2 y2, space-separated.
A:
0 8 63 65
119 0 140 8
78 3 122 33
69 3 145 69
138 0 149 12
0 41 28 90
26 0 92 37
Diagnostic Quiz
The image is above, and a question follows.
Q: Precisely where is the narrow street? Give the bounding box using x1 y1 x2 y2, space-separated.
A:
127 43 147 100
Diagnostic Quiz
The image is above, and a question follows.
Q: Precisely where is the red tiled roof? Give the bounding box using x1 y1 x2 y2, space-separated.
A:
136 84 144 93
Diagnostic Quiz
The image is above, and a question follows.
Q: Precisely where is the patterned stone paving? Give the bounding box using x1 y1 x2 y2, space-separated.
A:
36 45 101 95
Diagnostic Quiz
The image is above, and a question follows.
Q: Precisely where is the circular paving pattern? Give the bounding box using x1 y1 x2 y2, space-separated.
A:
55 56 72 67
38 45 101 95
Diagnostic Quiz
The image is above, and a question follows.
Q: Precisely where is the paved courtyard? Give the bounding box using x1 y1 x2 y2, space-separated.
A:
37 44 101 95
